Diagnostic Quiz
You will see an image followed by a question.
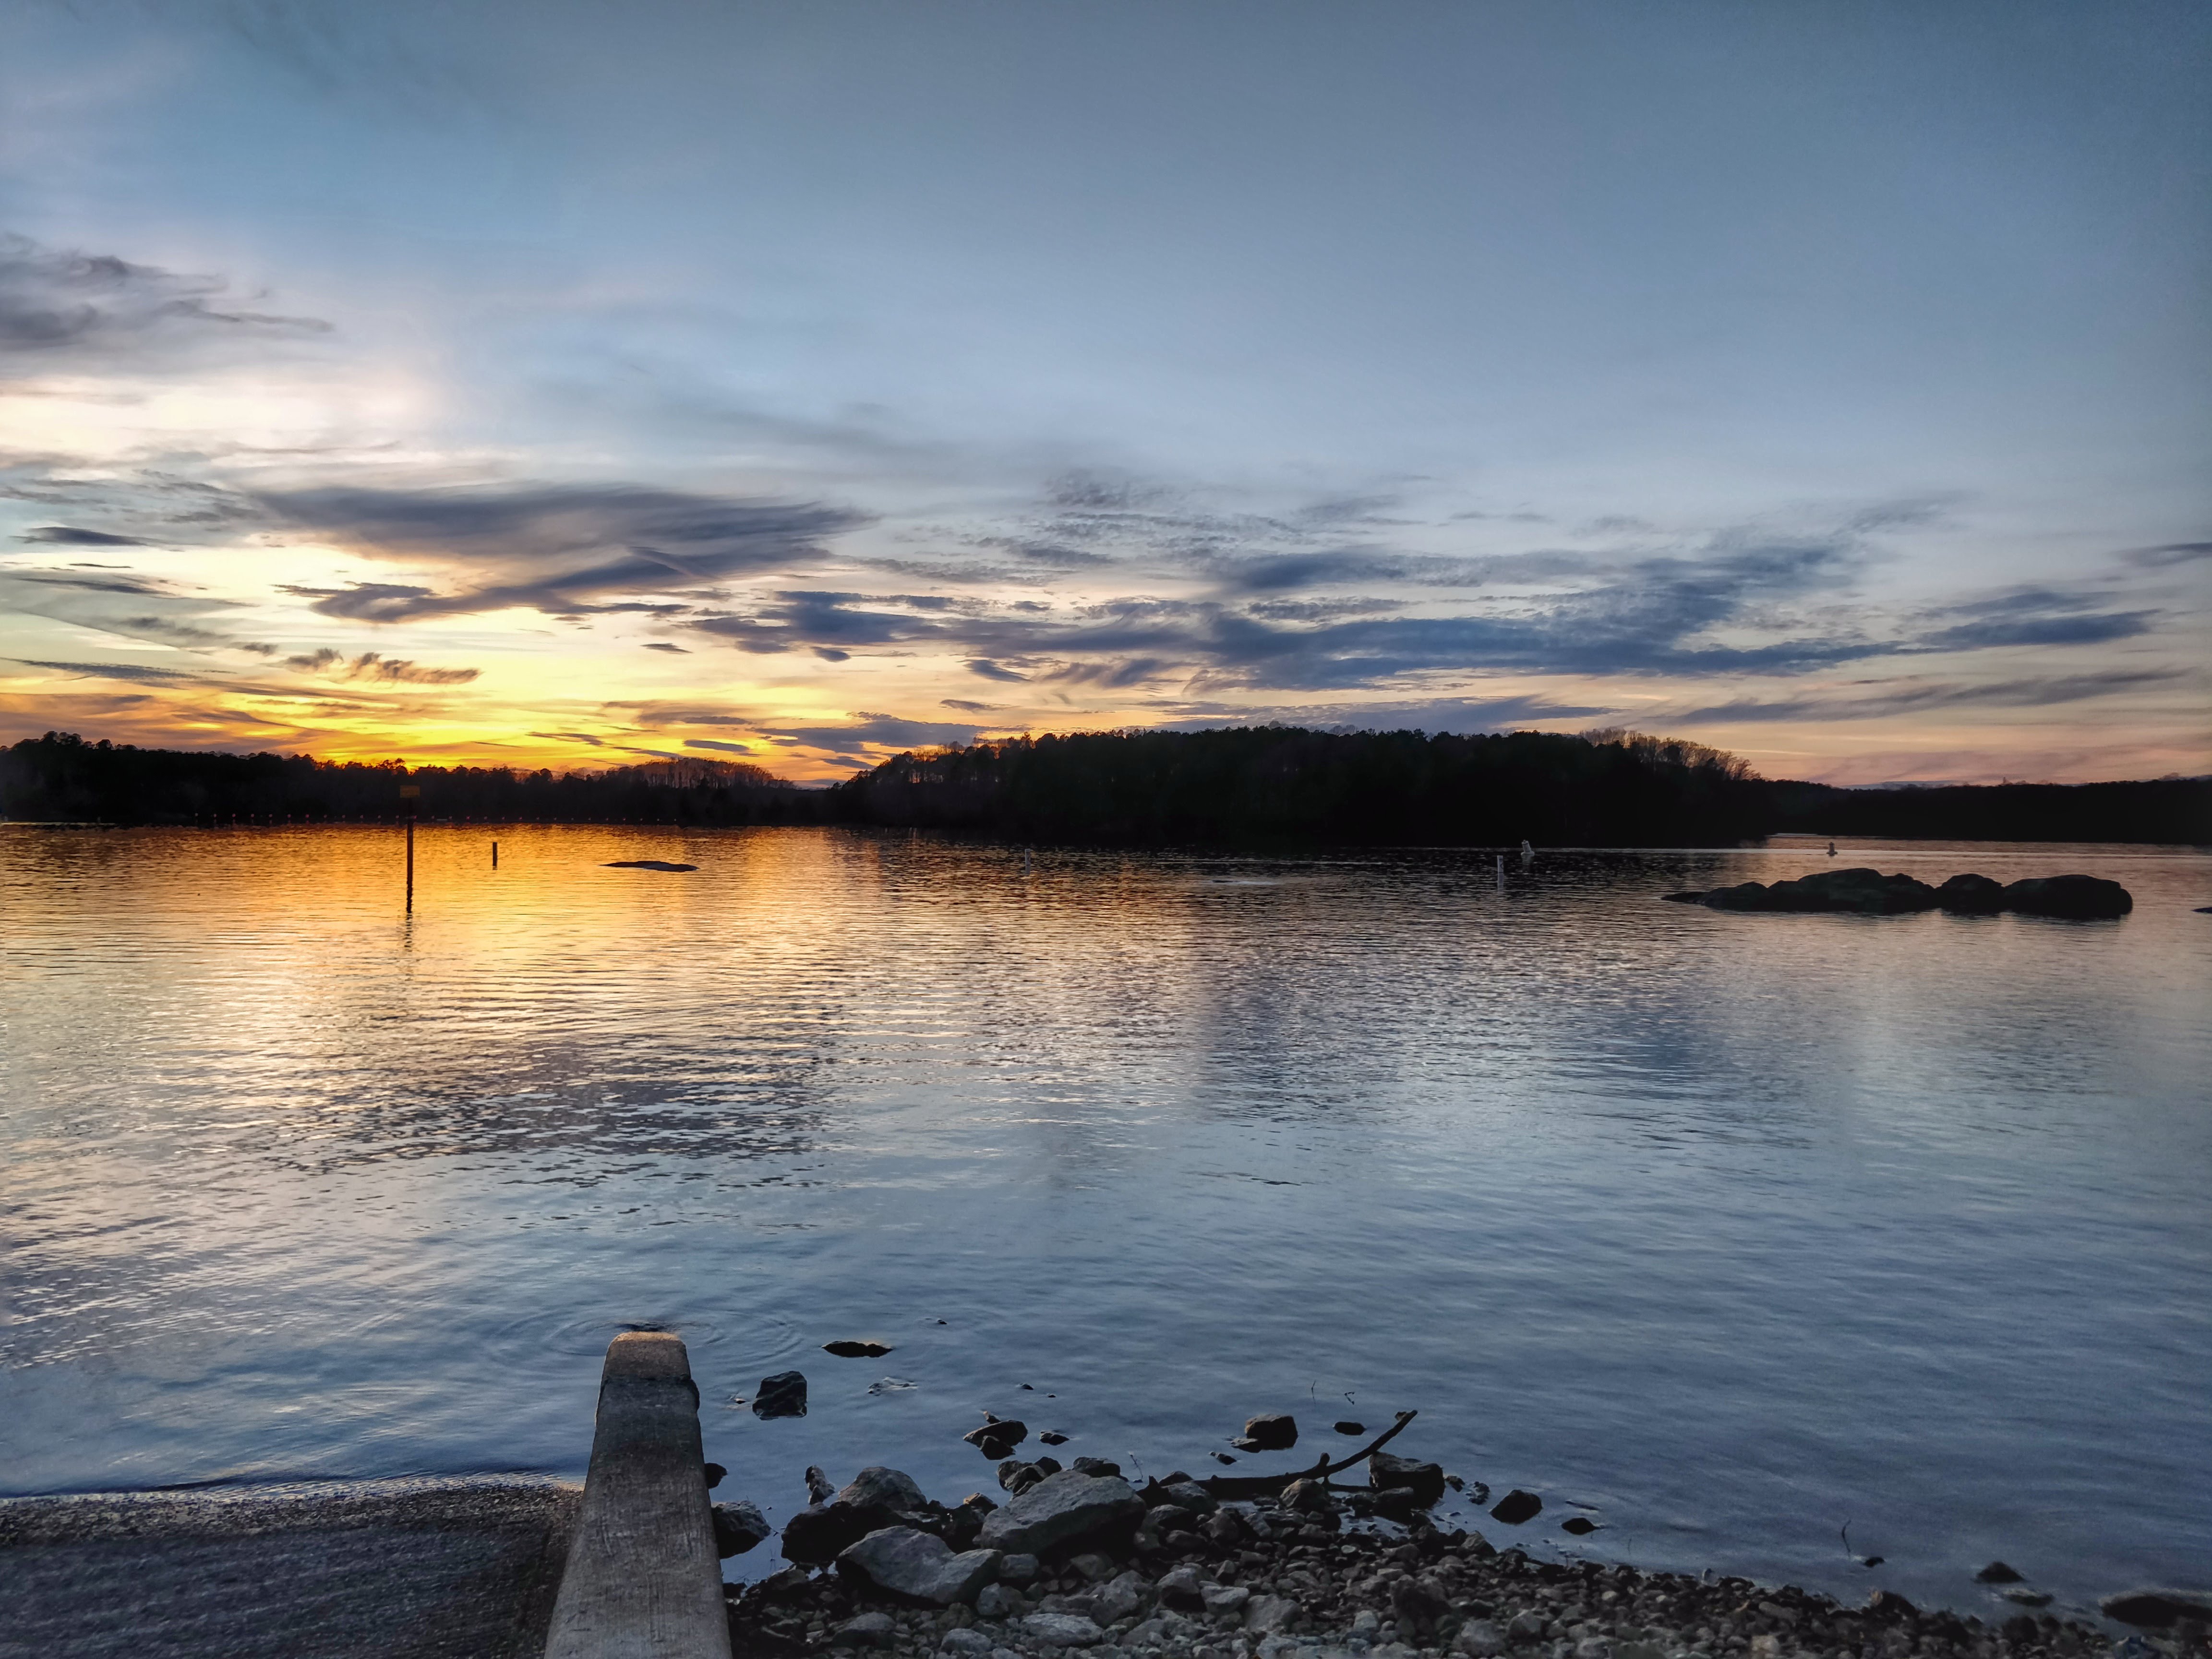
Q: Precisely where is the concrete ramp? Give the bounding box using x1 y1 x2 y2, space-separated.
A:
543 1331 731 1659
0 1477 577 1659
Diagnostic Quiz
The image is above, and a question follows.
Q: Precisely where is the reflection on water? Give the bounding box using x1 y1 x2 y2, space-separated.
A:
2 826 2207 1620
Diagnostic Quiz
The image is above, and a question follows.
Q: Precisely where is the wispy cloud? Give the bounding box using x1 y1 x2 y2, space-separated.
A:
0 233 328 370
1671 670 2188 724
284 648 480 685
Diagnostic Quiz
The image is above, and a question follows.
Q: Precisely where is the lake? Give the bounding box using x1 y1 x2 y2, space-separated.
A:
2 825 2206 1623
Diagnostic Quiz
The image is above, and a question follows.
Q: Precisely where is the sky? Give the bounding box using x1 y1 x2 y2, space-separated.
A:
0 0 2206 785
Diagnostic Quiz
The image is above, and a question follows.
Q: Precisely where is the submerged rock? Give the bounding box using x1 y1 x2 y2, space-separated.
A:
1560 1515 1599 1535
1334 1420 1367 1435
2004 874 2133 918
964 1417 1028 1459
1370 1451 1446 1506
2099 1589 2212 1628
602 860 697 872
1241 1413 1298 1451
824 1339 895 1358
754 1370 808 1419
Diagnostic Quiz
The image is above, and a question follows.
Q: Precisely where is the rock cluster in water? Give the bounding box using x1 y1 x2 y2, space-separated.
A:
718 1461 2163 1659
1661 870 2132 919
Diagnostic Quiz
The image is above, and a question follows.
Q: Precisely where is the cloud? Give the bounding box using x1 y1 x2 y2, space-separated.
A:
965 659 1031 682
13 526 149 547
6 657 204 684
1670 670 2188 724
0 233 328 368
120 616 279 654
284 648 481 685
643 641 690 653
683 738 754 753
2126 541 2212 568
939 698 1004 712
262 482 866 620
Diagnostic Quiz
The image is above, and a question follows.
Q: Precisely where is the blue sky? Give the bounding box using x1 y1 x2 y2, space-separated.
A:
1 0 2205 781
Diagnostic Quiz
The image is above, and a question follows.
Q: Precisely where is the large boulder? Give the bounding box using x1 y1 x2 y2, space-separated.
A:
837 1526 1002 1607
785 1466 943 1563
1936 874 2006 914
1765 868 1938 913
1698 881 1777 911
2004 875 2132 919
977 1470 1146 1556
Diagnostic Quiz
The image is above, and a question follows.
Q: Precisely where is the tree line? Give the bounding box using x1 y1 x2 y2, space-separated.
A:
4 726 2203 844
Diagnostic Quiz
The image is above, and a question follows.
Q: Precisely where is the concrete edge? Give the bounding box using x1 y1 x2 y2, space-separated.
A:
544 1331 732 1659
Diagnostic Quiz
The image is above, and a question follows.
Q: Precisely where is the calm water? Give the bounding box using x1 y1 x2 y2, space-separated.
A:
2 826 2208 1620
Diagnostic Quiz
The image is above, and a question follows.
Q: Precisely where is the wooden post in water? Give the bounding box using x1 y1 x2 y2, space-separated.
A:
400 783 421 912
492 840 499 869
1495 853 1504 891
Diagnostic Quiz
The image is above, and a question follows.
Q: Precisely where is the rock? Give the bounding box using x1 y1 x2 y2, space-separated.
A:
1243 1414 1299 1451
1201 1508 1250 1547
974 1584 1023 1621
1365 1486 1422 1523
603 860 698 872
1203 1585 1252 1617
824 1339 894 1358
754 1370 808 1419
1093 1570 1149 1624
1560 1516 1599 1536
1865 1590 1919 1620
977 1471 1146 1557
1157 1565 1208 1611
1699 881 1778 910
943 1629 997 1657
1281 1478 1336 1515
834 1611 899 1648
1231 1437 1263 1452
841 1467 930 1515
1016 1612 1106 1648
1975 1562 2024 1584
1391 1578 1452 1640
785 1502 878 1564
2099 1591 2212 1629
999 1460 1046 1495
1660 890 1709 904
2004 875 2133 919
1334 1420 1366 1435
713 1500 773 1556
1039 1431 1070 1445
1247 1594 1300 1635
1615 1645 1666 1659
1070 1457 1121 1478
1212 1451 1236 1464
838 1526 1003 1608
1370 1453 1445 1506
2004 1590 2053 1607
1068 1551 1116 1583
1154 1480 1218 1514
704 1462 727 1489
807 1466 839 1503
1509 1611 1547 1639
966 1419 1029 1459
1455 1620 1506 1656
1936 874 2005 914
1489 1490 1542 1526
999 1553 1040 1586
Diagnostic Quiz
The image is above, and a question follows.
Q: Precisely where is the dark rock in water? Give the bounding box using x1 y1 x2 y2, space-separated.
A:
713 1500 773 1556
2100 1590 2212 1628
823 1339 894 1358
754 1370 808 1419
1660 890 1710 904
1489 1490 1542 1526
963 1417 1027 1458
2004 874 2133 919
1560 1516 1599 1536
1371 1452 1446 1506
1334 1420 1367 1436
998 1460 1047 1495
1070 1456 1121 1478
1211 1451 1236 1464
1975 1561 2024 1584
1230 1437 1262 1452
602 860 698 872
1242 1412 1298 1451
784 1502 875 1564
1365 1486 1423 1523
1697 869 1939 914
1699 881 1778 911
2004 1590 2053 1608
839 1467 929 1516
806 1466 837 1503
1866 1590 1920 1620
1937 874 2006 914
704 1462 727 1489
1037 1431 1069 1445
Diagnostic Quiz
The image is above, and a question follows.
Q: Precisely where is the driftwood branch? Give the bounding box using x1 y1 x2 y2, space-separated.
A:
1191 1409 1419 1501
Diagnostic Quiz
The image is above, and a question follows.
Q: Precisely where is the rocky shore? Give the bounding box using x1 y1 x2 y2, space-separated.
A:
718 1461 2205 1659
